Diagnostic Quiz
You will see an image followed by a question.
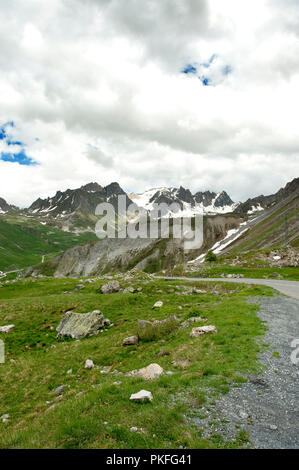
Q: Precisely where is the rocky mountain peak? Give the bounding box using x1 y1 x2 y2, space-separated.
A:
0 197 18 214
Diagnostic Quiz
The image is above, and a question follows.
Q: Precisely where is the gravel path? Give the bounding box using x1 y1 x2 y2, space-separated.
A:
190 295 299 449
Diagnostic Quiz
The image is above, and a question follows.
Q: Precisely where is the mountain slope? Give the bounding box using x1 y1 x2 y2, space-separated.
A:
234 177 299 216
227 190 299 253
0 197 18 214
28 182 132 231
0 216 97 272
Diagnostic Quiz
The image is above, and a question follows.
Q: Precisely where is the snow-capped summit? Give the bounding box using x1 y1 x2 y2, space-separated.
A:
129 186 237 216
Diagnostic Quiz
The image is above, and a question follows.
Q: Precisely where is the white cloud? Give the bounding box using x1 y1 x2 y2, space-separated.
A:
0 0 298 207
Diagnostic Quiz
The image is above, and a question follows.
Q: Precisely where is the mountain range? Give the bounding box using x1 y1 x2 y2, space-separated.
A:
0 176 298 273
1 177 298 225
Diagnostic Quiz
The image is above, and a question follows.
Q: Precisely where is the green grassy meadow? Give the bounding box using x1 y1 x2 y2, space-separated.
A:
0 275 273 449
0 216 96 272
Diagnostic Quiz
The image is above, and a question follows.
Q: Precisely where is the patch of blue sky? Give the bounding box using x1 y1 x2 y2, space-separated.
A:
182 64 198 74
0 121 37 166
1 149 37 166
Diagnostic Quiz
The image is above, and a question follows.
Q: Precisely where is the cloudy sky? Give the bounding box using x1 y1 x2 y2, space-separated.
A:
0 0 298 207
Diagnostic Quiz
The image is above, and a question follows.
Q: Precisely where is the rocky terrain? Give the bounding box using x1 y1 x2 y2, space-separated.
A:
0 197 18 214
234 177 299 216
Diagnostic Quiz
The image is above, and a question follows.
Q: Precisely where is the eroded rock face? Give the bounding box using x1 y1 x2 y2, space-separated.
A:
129 363 163 380
190 325 217 337
101 280 121 294
56 310 110 339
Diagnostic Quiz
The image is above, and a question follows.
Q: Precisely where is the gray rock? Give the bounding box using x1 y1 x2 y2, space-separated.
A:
73 284 85 292
56 310 110 339
190 325 217 337
179 317 206 329
123 286 135 294
54 385 66 395
85 359 95 369
129 363 163 380
0 324 15 333
101 280 121 294
130 426 138 432
153 301 163 308
130 390 153 403
123 336 139 346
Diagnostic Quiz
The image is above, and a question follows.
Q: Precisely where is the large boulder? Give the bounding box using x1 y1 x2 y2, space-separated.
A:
100 280 121 294
56 310 110 339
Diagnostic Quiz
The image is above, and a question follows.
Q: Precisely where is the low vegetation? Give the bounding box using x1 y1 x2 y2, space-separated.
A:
0 216 97 272
0 275 273 449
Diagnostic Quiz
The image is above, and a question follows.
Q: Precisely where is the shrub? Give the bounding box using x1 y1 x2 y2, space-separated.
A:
205 250 217 262
137 317 179 342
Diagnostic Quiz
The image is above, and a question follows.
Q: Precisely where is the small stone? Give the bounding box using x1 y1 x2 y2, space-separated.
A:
85 359 95 369
130 426 138 432
153 301 163 308
113 381 122 386
66 368 72 374
75 392 84 398
54 385 66 395
0 324 15 333
122 336 139 346
190 325 217 337
46 404 57 412
1 414 10 420
269 424 278 430
101 280 121 294
130 390 153 403
73 284 85 292
239 411 249 419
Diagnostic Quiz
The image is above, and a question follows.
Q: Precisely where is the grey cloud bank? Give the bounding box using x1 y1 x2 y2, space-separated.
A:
0 0 298 207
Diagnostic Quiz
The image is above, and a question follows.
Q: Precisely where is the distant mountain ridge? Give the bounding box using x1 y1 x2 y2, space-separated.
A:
234 177 299 216
129 186 236 216
28 182 130 217
0 197 18 214
1 177 298 230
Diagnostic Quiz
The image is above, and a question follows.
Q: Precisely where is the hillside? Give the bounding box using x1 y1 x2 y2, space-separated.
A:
227 190 299 253
0 274 271 448
0 216 97 272
29 214 241 277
